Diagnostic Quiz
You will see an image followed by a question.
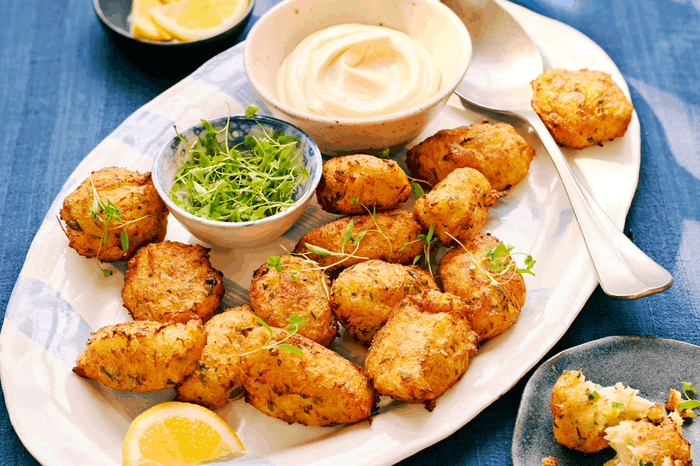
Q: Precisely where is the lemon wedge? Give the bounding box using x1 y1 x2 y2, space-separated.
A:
122 401 245 466
148 0 249 42
131 0 173 41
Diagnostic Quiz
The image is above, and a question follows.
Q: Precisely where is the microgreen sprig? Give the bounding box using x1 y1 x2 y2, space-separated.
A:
447 232 536 286
87 175 148 277
239 314 306 356
169 105 308 223
677 382 700 411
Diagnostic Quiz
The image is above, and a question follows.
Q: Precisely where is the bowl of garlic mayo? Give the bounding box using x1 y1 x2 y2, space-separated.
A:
244 0 471 156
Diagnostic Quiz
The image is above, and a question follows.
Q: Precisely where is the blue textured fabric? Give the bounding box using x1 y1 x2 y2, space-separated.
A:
0 0 698 465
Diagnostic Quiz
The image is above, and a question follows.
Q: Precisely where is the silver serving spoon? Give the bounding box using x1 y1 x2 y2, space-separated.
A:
443 0 673 299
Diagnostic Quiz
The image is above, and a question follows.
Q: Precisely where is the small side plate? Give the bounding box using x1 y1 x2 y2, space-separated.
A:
512 336 700 465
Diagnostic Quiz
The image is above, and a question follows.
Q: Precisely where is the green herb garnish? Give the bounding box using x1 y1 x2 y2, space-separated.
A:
87 174 148 277
677 381 700 411
169 105 308 223
239 314 306 356
447 232 536 286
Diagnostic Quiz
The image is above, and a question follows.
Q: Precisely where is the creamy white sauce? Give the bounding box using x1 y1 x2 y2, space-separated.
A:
276 23 441 118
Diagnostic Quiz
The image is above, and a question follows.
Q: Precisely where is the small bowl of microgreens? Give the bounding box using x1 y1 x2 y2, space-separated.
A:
152 105 322 248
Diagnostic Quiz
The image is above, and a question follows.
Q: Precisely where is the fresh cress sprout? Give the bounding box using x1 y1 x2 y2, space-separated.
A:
676 381 700 411
87 174 148 277
169 104 309 223
446 232 536 286
239 314 306 356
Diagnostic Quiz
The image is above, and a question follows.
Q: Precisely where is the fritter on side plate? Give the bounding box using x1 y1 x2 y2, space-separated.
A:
122 241 225 324
59 166 168 262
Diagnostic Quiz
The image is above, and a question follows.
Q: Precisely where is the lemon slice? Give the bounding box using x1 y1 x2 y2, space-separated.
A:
123 401 245 466
148 0 248 42
131 0 174 41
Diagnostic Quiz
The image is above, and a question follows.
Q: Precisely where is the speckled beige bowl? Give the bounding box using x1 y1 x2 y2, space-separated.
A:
243 0 472 156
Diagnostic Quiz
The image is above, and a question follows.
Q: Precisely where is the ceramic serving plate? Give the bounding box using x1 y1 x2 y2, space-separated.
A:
0 1 642 465
513 336 700 465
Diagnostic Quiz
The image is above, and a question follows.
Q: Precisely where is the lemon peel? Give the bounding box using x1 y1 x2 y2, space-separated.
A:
148 0 248 42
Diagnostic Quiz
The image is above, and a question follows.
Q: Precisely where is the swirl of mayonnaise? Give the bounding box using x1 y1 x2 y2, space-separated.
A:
276 23 442 119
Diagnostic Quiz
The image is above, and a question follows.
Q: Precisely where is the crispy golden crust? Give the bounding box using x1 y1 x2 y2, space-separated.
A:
330 260 438 347
59 166 168 262
364 290 478 409
541 458 558 466
73 320 205 392
439 234 526 343
121 241 225 324
294 209 426 275
666 388 696 419
174 305 261 410
316 154 411 214
605 417 692 466
240 327 377 426
413 167 502 246
249 255 338 347
405 121 536 191
531 68 634 149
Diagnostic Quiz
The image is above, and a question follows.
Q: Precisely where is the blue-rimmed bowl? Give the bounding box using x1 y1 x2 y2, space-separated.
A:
152 114 322 248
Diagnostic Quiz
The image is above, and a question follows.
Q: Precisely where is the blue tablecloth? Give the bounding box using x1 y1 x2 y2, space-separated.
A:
0 0 698 464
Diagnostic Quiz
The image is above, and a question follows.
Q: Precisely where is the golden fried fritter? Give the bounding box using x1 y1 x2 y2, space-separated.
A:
531 68 634 149
666 388 696 419
316 154 411 214
59 166 168 262
294 209 426 275
364 290 478 410
174 305 260 410
541 458 558 466
249 255 337 347
73 320 206 392
550 370 666 453
414 168 504 246
405 121 536 191
439 234 526 343
121 241 225 324
604 416 691 466
240 326 377 426
330 260 438 346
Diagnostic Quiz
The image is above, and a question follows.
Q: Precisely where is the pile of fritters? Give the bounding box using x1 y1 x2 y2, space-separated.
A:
69 132 535 427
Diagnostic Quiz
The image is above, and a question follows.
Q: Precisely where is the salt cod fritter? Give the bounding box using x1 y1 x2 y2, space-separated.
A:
240 326 377 426
530 68 634 149
175 304 261 410
604 416 691 466
294 209 426 275
330 260 438 347
364 290 479 411
121 241 225 324
73 320 206 392
405 121 536 192
249 254 338 347
438 234 527 343
550 370 666 453
414 167 504 246
316 153 411 214
59 166 168 262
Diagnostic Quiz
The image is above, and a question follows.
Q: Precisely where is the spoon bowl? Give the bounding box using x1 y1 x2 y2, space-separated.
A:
443 0 673 299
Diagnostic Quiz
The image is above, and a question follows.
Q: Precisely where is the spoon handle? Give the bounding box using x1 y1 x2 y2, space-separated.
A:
521 109 673 299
